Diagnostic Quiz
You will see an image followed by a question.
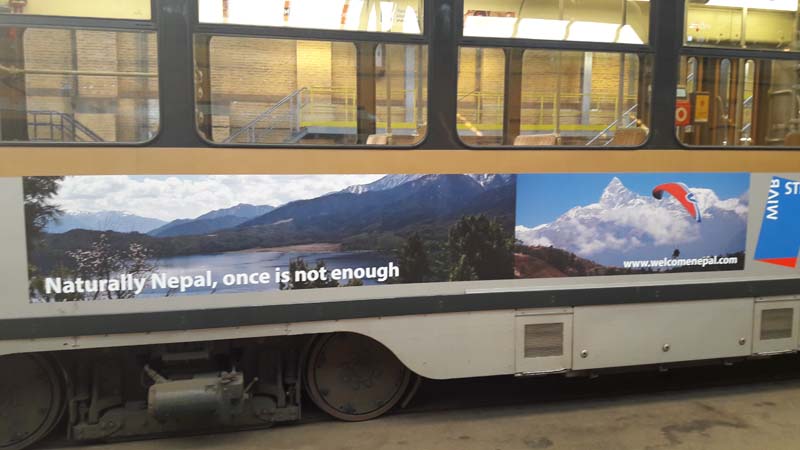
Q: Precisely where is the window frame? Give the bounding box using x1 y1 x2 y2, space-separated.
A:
190 0 432 149
0 2 161 147
678 0 800 150
454 0 656 150
0 0 157 24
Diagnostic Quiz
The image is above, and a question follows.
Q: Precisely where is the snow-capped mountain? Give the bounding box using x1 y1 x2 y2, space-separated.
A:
343 174 513 194
344 175 426 194
240 174 516 236
516 177 748 266
469 174 515 189
45 211 167 234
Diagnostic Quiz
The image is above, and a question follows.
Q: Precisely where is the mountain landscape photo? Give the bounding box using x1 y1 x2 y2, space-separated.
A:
514 173 749 278
25 174 516 301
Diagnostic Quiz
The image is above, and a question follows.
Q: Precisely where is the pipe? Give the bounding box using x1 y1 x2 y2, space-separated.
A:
0 64 157 78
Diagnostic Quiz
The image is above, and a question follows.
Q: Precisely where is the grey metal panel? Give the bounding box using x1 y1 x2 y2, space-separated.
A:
573 299 754 370
1 278 799 340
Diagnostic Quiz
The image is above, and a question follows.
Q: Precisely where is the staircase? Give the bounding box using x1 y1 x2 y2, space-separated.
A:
27 110 104 142
223 88 310 145
586 104 640 146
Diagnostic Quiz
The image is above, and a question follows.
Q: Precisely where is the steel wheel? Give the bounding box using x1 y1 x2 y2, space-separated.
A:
0 354 65 450
305 333 411 422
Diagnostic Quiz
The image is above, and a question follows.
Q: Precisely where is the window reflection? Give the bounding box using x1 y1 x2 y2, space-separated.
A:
463 0 650 44
198 0 424 34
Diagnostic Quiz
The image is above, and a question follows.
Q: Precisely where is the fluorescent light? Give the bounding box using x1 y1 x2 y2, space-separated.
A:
380 2 396 32
198 0 223 23
567 21 619 42
367 3 378 31
228 0 284 26
463 16 517 38
402 6 421 34
199 0 285 25
288 0 347 29
617 24 645 44
343 0 364 30
703 0 797 11
516 19 569 40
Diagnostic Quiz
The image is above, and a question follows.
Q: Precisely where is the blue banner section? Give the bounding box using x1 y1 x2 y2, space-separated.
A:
755 177 800 268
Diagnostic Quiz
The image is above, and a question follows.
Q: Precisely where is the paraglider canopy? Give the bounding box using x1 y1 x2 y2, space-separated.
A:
652 182 702 222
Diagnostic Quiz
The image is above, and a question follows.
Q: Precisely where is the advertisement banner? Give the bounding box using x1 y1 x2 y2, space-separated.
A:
23 172 752 303
514 173 749 278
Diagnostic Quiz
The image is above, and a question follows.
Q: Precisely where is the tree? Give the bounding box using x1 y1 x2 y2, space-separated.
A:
279 258 340 290
24 176 69 301
344 278 364 287
448 215 514 281
23 176 64 252
67 234 156 299
28 264 84 302
398 233 430 283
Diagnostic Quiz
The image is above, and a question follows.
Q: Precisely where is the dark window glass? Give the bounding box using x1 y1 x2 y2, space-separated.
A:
0 28 159 143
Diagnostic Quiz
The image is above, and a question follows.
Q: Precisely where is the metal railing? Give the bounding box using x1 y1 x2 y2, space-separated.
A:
27 110 104 142
220 86 424 144
586 103 640 146
456 92 637 127
223 88 310 144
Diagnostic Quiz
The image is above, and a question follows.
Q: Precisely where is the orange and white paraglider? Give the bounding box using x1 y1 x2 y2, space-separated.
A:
652 182 702 222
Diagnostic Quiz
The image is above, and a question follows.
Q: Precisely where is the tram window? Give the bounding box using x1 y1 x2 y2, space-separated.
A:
197 0 424 34
0 0 151 20
457 48 650 147
0 28 159 143
676 56 800 147
462 0 650 44
685 0 800 51
194 36 428 146
456 47 506 146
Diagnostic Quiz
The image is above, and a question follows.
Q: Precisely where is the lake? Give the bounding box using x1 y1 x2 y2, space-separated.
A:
138 250 394 298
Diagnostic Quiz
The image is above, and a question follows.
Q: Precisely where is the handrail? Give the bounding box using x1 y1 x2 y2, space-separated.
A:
27 110 104 142
59 112 105 142
223 88 309 144
585 103 639 146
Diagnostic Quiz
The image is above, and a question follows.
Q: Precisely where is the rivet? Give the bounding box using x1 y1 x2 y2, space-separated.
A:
739 338 747 345
662 344 670 352
580 350 589 358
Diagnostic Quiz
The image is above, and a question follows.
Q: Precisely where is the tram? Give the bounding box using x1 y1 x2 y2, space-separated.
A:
2 0 800 449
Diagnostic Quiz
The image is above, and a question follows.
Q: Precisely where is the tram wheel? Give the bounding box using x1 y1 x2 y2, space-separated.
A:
0 354 66 450
305 333 411 422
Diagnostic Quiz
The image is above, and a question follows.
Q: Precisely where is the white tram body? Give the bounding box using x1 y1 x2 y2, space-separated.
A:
3 0 800 449
2 172 799 379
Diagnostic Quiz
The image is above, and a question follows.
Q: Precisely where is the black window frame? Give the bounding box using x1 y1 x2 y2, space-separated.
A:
678 0 800 150
0 0 161 147
3 0 796 150
453 0 658 150
190 0 433 149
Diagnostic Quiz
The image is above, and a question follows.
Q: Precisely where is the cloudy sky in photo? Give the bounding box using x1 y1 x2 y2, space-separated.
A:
56 174 384 221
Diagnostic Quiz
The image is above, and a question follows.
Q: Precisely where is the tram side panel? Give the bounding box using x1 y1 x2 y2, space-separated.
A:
0 172 799 378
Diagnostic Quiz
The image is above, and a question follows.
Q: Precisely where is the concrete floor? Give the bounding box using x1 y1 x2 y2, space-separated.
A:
45 370 800 450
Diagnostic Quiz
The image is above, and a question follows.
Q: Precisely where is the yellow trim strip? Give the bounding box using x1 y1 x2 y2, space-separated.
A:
2 147 800 176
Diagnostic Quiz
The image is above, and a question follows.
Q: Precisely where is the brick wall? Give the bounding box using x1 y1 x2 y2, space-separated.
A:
19 28 636 144
23 28 157 142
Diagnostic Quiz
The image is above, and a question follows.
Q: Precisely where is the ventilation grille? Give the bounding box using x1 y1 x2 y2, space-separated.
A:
760 308 794 340
524 323 564 358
